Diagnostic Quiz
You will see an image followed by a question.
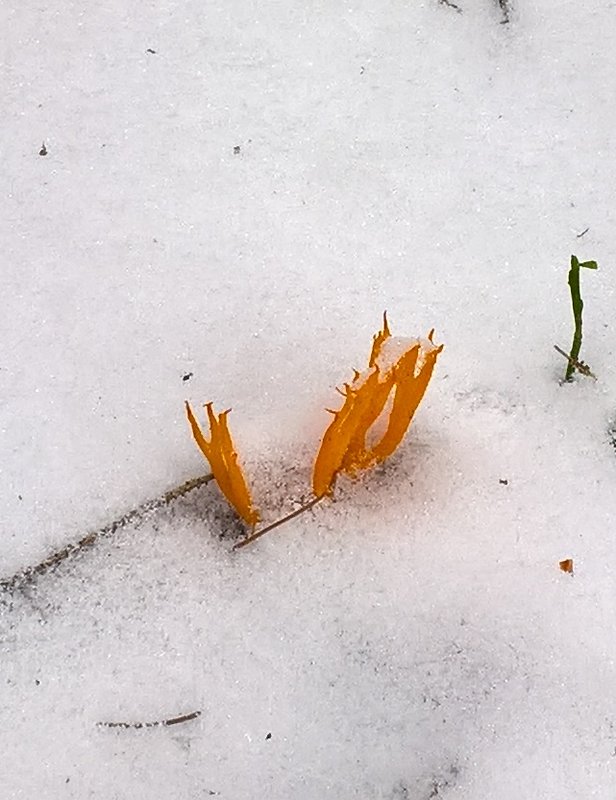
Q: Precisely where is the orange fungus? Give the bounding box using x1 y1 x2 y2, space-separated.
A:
185 401 260 527
312 314 443 498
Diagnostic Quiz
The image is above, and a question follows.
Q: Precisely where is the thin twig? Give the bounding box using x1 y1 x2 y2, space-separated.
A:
497 0 511 23
0 474 213 592
576 227 590 238
438 0 463 12
97 710 201 729
233 496 323 551
554 344 597 380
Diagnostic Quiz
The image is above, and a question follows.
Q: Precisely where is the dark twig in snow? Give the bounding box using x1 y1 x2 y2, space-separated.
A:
497 0 511 23
608 421 616 453
576 227 590 238
97 710 202 729
0 474 213 592
438 0 462 12
233 496 323 550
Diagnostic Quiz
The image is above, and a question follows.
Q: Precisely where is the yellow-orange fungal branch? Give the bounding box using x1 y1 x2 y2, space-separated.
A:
370 342 442 464
312 316 443 498
369 311 391 368
340 368 395 474
185 401 260 527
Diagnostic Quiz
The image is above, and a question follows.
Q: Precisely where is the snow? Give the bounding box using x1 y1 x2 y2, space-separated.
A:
2 0 616 797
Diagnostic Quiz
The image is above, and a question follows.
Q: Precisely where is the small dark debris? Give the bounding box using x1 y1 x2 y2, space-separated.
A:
499 478 508 485
146 48 157 54
35 679 40 685
65 778 70 784
439 0 462 12
39 142 48 156
18 494 23 500
390 780 410 799
182 372 193 382
428 764 460 798
265 732 272 740
360 65 365 74
497 0 511 23
233 145 241 154
576 227 590 238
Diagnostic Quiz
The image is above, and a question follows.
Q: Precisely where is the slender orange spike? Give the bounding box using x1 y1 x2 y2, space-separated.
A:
340 368 395 474
185 401 260 526
312 385 362 498
201 404 236 501
370 342 443 464
368 311 391 368
313 363 395 496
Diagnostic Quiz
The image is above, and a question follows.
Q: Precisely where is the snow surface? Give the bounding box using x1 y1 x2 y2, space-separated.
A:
2 0 616 797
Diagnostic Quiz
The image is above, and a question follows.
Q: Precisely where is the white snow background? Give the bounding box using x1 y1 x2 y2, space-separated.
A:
2 0 616 797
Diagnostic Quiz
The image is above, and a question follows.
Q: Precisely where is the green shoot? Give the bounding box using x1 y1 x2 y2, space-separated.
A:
565 254 597 381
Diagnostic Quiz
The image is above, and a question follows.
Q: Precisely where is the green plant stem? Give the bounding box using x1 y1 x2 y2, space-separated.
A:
567 256 582 380
565 254 597 382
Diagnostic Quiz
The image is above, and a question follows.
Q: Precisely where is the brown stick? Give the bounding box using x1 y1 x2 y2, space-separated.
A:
97 710 202 729
438 0 462 12
553 344 597 380
233 496 323 551
0 474 213 592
